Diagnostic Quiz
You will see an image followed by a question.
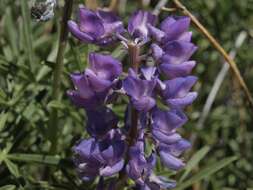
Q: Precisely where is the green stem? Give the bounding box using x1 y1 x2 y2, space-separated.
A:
48 0 73 154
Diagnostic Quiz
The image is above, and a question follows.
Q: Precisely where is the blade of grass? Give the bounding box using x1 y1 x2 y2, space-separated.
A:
0 185 16 190
48 0 73 154
7 153 61 165
0 112 8 132
20 0 34 71
179 146 210 182
4 159 20 178
174 156 237 190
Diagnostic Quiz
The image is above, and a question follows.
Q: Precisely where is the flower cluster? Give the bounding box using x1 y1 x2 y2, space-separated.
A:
68 6 197 190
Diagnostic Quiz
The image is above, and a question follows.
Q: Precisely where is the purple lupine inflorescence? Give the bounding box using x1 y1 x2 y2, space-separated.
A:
68 6 198 190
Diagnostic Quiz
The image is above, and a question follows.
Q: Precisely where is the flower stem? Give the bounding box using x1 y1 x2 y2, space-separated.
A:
116 43 141 189
127 43 140 146
48 0 73 154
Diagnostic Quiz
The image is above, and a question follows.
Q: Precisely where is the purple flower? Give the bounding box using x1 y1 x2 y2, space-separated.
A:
162 76 198 108
123 69 156 112
68 7 124 45
161 41 197 65
68 53 122 109
151 41 197 79
86 53 122 92
86 107 118 138
138 174 176 190
159 139 191 170
73 129 126 180
126 134 156 185
128 10 156 41
148 16 192 43
151 108 187 144
149 16 197 79
68 8 199 189
150 108 190 171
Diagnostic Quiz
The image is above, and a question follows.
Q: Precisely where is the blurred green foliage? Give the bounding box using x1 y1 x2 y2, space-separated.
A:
0 0 253 189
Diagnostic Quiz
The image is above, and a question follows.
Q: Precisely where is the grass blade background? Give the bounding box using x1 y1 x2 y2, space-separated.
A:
179 146 210 182
174 156 238 190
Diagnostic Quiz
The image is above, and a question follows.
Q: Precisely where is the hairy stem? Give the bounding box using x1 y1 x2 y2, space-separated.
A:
48 0 73 153
127 42 141 146
163 0 253 109
116 43 141 189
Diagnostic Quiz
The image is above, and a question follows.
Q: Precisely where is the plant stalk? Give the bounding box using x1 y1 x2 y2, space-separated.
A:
48 0 73 154
116 42 141 189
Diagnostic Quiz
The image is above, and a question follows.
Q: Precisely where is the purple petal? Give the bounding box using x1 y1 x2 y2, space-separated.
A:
163 76 198 98
167 139 191 157
148 24 165 42
68 21 94 42
128 10 156 40
97 10 125 35
132 96 156 112
152 130 182 144
166 92 198 108
70 73 94 99
151 44 164 61
79 7 104 38
160 61 196 79
85 69 112 92
161 17 191 41
141 66 157 80
86 107 118 137
89 53 122 81
178 31 192 42
67 90 98 108
152 108 188 132
101 146 114 161
74 138 96 158
159 150 185 170
123 76 156 99
100 159 124 176
97 10 120 23
162 41 197 64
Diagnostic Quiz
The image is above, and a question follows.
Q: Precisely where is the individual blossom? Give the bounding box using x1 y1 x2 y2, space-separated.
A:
151 108 191 171
128 10 156 41
73 129 126 180
68 7 125 45
148 16 192 44
136 174 177 190
151 108 187 145
151 41 197 79
123 69 156 112
162 76 198 108
86 107 118 138
68 53 122 109
149 17 197 79
158 139 191 170
126 133 156 185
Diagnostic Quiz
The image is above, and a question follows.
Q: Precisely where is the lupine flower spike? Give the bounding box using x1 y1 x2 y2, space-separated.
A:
68 6 198 190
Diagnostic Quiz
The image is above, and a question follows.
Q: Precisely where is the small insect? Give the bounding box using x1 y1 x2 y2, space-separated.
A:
31 0 56 22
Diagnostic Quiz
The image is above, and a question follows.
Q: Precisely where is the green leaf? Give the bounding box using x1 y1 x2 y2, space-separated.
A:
4 159 20 178
179 146 210 182
47 100 65 109
0 112 8 132
7 153 61 165
0 143 12 164
0 185 16 190
174 156 238 190
20 0 34 70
